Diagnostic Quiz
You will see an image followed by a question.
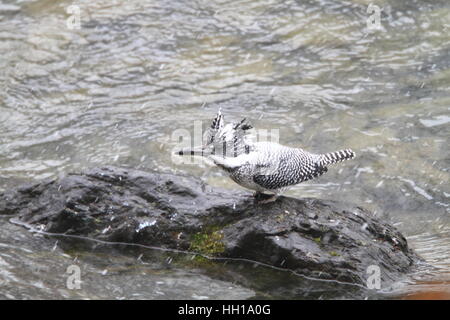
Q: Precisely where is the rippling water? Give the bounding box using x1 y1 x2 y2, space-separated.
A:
0 0 449 299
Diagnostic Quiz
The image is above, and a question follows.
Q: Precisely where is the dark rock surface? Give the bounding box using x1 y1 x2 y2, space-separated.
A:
0 166 421 287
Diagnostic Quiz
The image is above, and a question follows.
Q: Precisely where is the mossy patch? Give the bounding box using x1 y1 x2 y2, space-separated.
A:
190 231 225 255
329 251 340 257
189 228 225 261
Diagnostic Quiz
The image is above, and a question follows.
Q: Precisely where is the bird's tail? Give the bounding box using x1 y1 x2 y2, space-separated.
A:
319 149 355 167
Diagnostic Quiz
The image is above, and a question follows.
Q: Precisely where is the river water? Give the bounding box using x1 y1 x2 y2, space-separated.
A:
0 0 449 299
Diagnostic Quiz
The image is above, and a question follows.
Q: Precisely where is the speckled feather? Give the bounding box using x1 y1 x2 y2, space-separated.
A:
197 111 354 194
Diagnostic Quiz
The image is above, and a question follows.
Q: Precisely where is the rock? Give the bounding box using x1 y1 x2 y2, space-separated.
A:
0 166 421 288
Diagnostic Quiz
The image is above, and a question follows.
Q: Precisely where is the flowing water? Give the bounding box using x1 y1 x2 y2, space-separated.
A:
0 0 449 299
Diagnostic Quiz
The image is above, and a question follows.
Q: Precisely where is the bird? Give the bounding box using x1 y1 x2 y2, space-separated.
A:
176 109 355 202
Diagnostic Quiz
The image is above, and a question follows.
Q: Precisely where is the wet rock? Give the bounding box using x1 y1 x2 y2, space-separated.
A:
0 166 421 287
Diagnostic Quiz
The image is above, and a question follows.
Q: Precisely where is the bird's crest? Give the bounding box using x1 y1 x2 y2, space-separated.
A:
205 108 225 145
204 109 253 158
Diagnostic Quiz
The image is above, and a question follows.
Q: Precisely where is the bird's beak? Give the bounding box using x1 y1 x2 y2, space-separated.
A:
175 145 206 156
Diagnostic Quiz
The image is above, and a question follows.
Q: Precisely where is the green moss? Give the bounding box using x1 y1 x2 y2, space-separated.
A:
189 229 225 259
313 237 321 244
329 251 340 257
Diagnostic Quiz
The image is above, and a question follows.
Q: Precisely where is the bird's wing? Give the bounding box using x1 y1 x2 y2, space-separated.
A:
253 159 328 190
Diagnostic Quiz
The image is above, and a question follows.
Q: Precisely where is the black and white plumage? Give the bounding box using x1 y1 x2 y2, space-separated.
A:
177 110 355 198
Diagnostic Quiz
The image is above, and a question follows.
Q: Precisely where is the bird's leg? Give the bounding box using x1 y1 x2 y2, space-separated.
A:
253 191 277 204
257 194 278 204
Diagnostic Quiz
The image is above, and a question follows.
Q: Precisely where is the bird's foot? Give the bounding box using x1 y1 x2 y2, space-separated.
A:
253 192 277 204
